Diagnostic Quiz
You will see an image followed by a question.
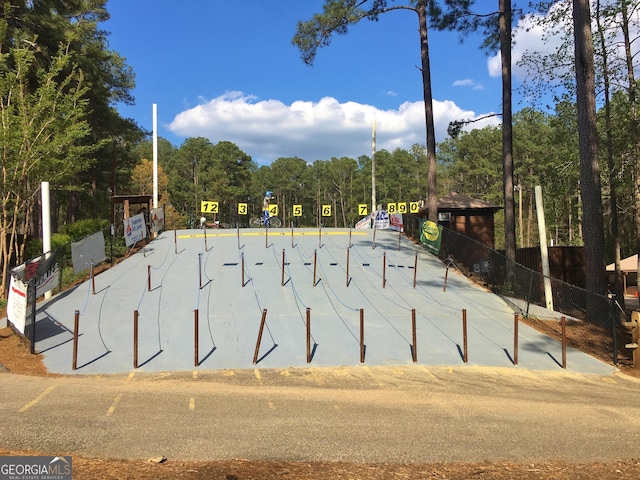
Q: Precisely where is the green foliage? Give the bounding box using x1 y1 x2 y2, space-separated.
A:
62 219 109 241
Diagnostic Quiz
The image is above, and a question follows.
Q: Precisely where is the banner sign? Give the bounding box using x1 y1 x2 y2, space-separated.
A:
123 213 147 247
389 213 403 232
6 276 27 334
72 232 106 275
149 207 165 233
355 213 371 229
420 219 443 255
374 210 389 230
9 251 59 297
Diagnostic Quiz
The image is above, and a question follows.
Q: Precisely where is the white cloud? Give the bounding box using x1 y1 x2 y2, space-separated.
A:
168 91 499 164
453 78 484 90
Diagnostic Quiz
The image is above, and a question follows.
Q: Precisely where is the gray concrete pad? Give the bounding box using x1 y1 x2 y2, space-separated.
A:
29 228 615 375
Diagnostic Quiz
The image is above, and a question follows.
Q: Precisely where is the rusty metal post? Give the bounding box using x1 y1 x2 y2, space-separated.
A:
237 223 240 249
133 310 139 369
346 248 350 287
561 316 567 369
147 265 151 292
360 308 365 363
318 225 322 248
306 307 311 363
72 310 79 370
194 309 199 367
204 226 208 251
411 308 417 363
382 252 386 289
281 249 285 287
514 312 519 365
198 253 202 289
413 253 418 288
91 260 95 295
241 252 245 287
313 249 317 286
462 309 468 363
253 308 268 364
372 225 377 249
174 229 177 254
349 228 352 248
443 265 449 292
291 222 294 248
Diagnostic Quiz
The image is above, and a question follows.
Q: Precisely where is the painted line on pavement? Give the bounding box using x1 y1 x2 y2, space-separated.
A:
106 394 122 416
19 385 56 413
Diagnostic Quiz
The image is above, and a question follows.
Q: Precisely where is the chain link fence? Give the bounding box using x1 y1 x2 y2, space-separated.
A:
404 216 623 366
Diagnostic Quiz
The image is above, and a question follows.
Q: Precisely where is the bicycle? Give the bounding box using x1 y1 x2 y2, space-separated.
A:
249 215 282 228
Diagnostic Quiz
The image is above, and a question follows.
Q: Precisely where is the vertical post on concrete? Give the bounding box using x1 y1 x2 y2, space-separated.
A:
372 224 377 249
398 229 401 251
174 230 178 254
535 185 554 310
72 310 80 370
204 226 208 251
241 253 245 287
346 248 350 287
561 316 567 369
291 222 294 248
349 228 352 248
382 252 386 289
306 307 311 364
313 250 317 287
281 249 285 287
265 224 269 248
462 309 468 363
253 309 268 364
147 265 151 292
198 253 202 289
360 308 365 363
133 310 139 369
237 223 240 250
91 259 96 295
514 312 519 365
318 224 322 249
413 253 418 288
443 264 449 292
194 309 199 367
411 308 417 363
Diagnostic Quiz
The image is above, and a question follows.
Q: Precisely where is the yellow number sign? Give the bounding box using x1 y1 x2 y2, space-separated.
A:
387 203 397 214
293 204 303 216
238 203 248 215
201 201 219 214
268 204 278 216
398 202 407 214
410 201 420 214
358 204 368 216
322 205 332 217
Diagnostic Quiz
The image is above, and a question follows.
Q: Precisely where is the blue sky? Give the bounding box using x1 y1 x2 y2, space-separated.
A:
104 1 545 164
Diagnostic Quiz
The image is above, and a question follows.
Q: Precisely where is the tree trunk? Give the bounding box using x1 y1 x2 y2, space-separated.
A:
573 0 607 311
417 3 438 223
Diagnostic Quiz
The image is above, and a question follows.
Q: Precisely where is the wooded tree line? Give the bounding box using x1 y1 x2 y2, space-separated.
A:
1 0 639 305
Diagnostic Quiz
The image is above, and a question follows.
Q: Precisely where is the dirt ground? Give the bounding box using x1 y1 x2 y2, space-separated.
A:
2 326 640 479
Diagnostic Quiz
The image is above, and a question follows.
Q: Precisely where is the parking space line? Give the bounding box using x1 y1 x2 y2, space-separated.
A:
254 369 262 381
192 370 198 380
189 397 195 411
106 394 122 416
19 385 56 413
419 365 437 380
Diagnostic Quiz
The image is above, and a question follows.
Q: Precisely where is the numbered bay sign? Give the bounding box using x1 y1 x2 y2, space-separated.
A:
293 204 303 216
398 202 407 214
410 201 420 214
358 204 368 216
201 201 219 214
387 202 397 214
322 205 332 217
238 203 248 215
268 204 278 216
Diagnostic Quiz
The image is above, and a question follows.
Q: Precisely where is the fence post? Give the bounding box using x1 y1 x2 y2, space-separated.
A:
198 253 202 289
318 225 322 248
253 309 268 364
281 249 286 287
147 265 151 292
561 316 567 369
291 223 295 248
346 248 350 287
382 252 386 289
241 252 245 287
514 312 519 365
360 308 365 363
237 223 240 249
265 224 268 248
194 309 199 367
313 250 317 286
306 307 311 363
349 228 352 248
91 260 96 295
462 309 468 363
72 310 80 370
413 253 418 288
204 227 208 251
443 262 450 292
411 308 417 363
174 229 177 254
133 310 139 369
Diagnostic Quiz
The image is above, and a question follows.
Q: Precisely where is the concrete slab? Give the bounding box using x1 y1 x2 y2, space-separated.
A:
29 228 616 375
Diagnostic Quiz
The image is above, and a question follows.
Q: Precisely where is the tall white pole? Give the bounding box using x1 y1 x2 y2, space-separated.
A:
152 104 158 209
535 185 554 310
371 118 376 217
41 181 52 299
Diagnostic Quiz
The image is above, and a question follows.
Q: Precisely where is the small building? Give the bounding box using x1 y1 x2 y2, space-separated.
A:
606 254 638 297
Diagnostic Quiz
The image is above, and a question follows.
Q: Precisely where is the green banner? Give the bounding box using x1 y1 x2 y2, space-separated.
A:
420 220 442 255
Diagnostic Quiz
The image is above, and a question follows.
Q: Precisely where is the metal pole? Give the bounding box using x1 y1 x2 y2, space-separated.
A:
194 309 199 367
313 250 317 286
349 228 352 248
318 224 322 248
382 252 386 288
398 229 401 251
204 226 208 251
198 253 202 289
147 265 151 292
91 259 95 295
253 309 267 364
133 310 139 369
372 224 376 249
291 222 294 248
413 253 418 288
443 265 449 292
72 310 79 370
265 224 268 248
411 308 417 363
360 308 365 363
237 223 240 249
174 229 177 254
514 312 519 365
346 248 350 287
561 316 567 369
241 252 245 287
281 249 285 287
462 309 468 363
306 307 311 363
